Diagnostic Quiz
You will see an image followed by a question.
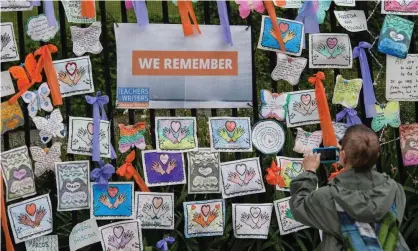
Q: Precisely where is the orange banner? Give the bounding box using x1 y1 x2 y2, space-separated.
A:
132 50 238 76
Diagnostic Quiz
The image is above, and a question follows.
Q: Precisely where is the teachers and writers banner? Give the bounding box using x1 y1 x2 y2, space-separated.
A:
115 23 252 109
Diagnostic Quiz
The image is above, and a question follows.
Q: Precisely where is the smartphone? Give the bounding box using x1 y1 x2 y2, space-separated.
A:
312 147 340 163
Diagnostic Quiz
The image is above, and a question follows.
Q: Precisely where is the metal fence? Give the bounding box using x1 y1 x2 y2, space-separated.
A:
1 1 417 250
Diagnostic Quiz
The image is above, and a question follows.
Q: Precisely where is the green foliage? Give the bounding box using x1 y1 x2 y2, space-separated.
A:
1 1 417 251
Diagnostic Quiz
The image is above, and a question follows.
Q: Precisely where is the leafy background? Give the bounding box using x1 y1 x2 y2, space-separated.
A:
1 1 417 251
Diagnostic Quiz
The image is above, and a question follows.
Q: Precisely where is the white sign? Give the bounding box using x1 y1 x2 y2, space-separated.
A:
26 14 59 42
0 0 33 11
115 23 252 109
25 235 58 251
334 0 356 7
69 219 100 251
1 71 15 97
386 54 418 101
334 10 368 32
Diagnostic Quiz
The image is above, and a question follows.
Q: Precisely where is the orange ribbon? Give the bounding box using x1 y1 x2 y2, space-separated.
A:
328 164 345 181
265 160 286 187
263 0 285 52
81 0 96 18
116 150 150 192
177 0 201 36
308 72 337 147
1 172 14 251
34 44 62 106
8 53 42 104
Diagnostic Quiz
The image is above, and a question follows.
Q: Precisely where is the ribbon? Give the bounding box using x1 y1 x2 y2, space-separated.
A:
43 0 57 27
116 150 150 192
265 160 286 187
91 160 115 185
353 42 377 118
295 0 319 49
263 0 285 52
336 108 362 127
85 91 117 161
177 0 200 36
308 72 337 147
156 236 175 251
30 0 40 6
132 0 149 26
216 1 232 45
125 0 133 9
81 0 96 18
274 0 285 7
1 172 14 251
328 164 345 181
34 44 62 106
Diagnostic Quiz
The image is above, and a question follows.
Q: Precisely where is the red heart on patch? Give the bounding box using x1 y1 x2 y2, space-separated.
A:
301 94 311 105
107 187 118 198
279 23 289 33
201 205 210 217
225 121 236 132
65 62 77 76
26 203 36 216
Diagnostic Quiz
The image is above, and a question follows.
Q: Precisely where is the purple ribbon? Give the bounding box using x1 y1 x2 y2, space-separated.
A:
296 0 319 49
217 1 232 45
132 0 149 26
125 0 133 10
85 91 117 161
353 42 377 118
156 236 175 251
30 1 57 27
336 108 362 127
91 160 115 185
43 0 57 27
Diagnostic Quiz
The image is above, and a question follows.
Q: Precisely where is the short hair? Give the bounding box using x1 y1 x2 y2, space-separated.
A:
340 125 380 171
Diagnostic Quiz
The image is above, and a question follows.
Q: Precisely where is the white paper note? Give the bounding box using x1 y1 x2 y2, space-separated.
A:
69 219 100 251
1 71 15 97
334 0 355 7
26 14 59 42
386 54 418 101
25 235 58 251
334 10 368 32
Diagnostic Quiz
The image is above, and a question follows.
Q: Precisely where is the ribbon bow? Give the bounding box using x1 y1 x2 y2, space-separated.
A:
308 72 337 147
177 0 200 36
296 0 319 49
85 91 117 161
265 161 286 187
30 0 57 27
353 42 377 118
91 160 115 185
116 150 150 192
217 1 232 45
156 236 175 251
35 44 62 106
263 0 285 52
125 0 149 26
336 108 362 127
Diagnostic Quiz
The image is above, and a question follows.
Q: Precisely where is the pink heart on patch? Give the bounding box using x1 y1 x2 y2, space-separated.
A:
113 226 124 238
170 121 181 133
87 123 94 135
225 121 236 132
279 23 289 33
326 38 338 49
65 62 77 76
301 94 311 105
201 205 210 217
13 169 27 180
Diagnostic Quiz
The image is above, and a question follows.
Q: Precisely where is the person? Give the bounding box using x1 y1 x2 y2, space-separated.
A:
289 124 409 251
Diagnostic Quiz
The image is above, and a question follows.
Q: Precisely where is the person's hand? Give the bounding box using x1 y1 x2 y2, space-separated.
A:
303 152 321 173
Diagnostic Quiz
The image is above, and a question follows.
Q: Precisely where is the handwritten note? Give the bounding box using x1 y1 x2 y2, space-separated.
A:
334 0 355 7
386 54 418 101
25 235 58 251
70 22 103 57
26 14 59 42
69 219 100 251
334 11 367 32
293 128 323 154
1 71 15 97
271 53 307 86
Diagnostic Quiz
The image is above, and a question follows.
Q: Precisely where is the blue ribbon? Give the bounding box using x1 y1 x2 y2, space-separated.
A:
156 236 175 251
133 0 149 26
31 0 57 27
353 42 377 118
336 108 362 127
216 0 232 45
85 91 117 161
296 0 319 49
